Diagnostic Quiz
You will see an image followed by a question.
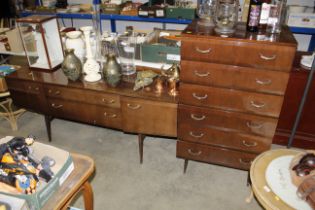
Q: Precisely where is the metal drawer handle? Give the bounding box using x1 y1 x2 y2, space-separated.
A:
259 53 277 61
104 112 117 118
192 93 208 100
195 47 211 54
34 87 39 91
246 121 263 129
102 98 115 104
28 86 32 90
189 131 204 138
48 90 60 95
188 149 202 156
51 103 63 109
127 103 141 110
194 70 210 77
255 78 272 85
190 114 206 121
239 158 252 165
242 140 258 147
250 100 265 108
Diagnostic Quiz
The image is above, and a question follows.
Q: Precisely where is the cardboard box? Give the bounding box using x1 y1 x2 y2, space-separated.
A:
0 136 74 210
101 3 122 14
165 7 195 20
138 3 165 18
141 29 181 64
287 13 315 28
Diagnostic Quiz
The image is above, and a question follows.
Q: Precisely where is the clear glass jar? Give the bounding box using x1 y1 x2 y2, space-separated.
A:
197 0 217 26
214 0 239 35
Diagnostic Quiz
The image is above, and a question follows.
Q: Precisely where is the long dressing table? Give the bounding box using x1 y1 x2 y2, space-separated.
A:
5 68 177 164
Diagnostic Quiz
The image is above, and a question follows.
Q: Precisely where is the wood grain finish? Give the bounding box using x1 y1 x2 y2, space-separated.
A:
181 39 295 71
121 96 177 137
179 104 278 138
179 83 284 118
181 60 289 95
176 141 257 170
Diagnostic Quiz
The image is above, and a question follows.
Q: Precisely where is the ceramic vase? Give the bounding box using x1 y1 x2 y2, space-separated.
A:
103 54 121 87
61 49 82 82
65 31 85 63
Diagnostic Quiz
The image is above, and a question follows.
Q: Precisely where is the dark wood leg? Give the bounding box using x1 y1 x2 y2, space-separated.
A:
138 134 146 164
44 115 53 142
184 159 189 174
247 170 251 186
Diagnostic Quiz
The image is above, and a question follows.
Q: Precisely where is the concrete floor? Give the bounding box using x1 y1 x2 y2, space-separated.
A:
0 111 264 210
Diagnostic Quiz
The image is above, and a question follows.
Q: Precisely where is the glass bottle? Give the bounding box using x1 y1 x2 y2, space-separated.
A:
246 0 262 32
258 0 271 32
266 0 286 34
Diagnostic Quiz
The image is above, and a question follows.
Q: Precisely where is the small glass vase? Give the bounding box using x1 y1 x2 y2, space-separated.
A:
61 49 82 82
214 0 239 35
197 0 217 27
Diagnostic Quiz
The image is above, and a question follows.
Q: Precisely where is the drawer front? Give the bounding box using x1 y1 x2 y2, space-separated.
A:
176 141 257 170
121 97 177 137
7 79 41 94
181 60 289 95
179 105 278 137
178 124 271 153
44 85 120 108
181 39 295 71
47 98 121 129
179 83 284 118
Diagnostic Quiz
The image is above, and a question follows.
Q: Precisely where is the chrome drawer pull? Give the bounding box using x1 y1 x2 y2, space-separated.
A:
246 121 263 129
104 112 117 118
195 47 211 54
250 100 265 108
239 158 252 165
242 140 258 147
51 103 63 109
189 131 204 138
255 78 272 85
190 114 206 121
259 53 277 61
188 149 202 156
54 90 60 95
192 93 208 100
194 70 210 77
127 103 141 110
102 98 115 104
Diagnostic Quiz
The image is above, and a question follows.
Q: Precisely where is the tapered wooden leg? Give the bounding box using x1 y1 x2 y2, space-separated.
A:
184 159 189 174
138 134 146 164
44 115 53 142
82 181 94 210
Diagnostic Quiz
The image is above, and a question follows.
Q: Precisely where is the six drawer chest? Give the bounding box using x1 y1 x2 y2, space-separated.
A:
176 21 297 171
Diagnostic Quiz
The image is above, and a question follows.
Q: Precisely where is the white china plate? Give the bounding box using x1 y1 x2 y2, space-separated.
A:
265 155 312 210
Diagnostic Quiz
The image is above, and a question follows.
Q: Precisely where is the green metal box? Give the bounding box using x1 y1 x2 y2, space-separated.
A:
165 7 195 20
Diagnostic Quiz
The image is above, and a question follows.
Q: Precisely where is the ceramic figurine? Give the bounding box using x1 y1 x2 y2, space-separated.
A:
65 31 85 63
61 49 82 82
103 54 121 87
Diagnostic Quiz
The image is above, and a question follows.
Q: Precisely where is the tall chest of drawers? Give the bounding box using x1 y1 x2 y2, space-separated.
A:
176 22 297 171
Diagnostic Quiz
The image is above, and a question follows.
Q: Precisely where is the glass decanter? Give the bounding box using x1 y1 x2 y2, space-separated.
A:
197 0 217 27
214 0 239 35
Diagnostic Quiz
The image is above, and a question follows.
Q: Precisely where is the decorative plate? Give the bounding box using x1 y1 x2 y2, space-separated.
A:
265 155 312 210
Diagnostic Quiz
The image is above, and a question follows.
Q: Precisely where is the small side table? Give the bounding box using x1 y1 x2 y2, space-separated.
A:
43 153 95 210
249 149 303 210
0 91 26 130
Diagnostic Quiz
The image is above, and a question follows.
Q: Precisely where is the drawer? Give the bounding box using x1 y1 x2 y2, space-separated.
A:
176 141 257 170
92 106 122 129
180 60 289 95
44 85 120 108
179 104 278 137
181 39 295 72
121 96 177 137
179 83 284 118
7 79 42 94
178 124 271 153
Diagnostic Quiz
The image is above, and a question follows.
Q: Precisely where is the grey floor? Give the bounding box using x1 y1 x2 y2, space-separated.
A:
0 111 264 210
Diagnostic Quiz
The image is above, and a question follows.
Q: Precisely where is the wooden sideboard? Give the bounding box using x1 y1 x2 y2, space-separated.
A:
5 69 178 163
176 21 297 171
